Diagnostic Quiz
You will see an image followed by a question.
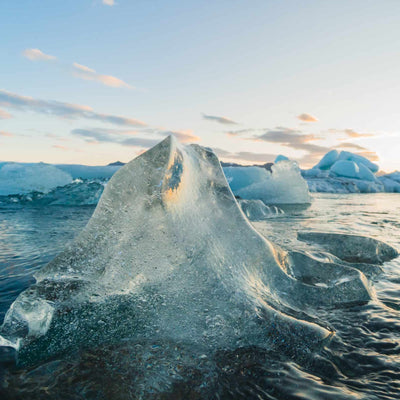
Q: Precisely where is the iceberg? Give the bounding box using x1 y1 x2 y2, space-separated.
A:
224 160 312 204
304 150 399 193
0 162 73 196
1 137 395 365
337 151 379 173
313 150 339 170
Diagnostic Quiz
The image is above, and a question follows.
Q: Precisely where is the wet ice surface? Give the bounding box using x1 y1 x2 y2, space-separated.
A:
0 142 399 399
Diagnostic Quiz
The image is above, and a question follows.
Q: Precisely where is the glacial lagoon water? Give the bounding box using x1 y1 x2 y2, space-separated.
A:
0 191 399 399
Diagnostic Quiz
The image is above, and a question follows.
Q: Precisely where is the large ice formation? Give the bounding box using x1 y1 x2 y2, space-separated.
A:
223 160 312 204
0 162 73 195
0 137 396 364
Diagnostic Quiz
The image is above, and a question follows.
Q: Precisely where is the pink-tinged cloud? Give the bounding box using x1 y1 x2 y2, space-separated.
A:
356 151 379 162
22 48 56 61
0 131 13 137
0 89 146 127
53 144 68 150
103 0 115 5
72 62 132 89
344 129 374 138
0 108 12 119
163 130 200 143
297 113 318 122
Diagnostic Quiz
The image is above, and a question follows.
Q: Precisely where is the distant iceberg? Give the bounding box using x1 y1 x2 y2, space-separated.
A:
224 159 312 204
303 150 399 193
0 162 73 196
2 137 393 363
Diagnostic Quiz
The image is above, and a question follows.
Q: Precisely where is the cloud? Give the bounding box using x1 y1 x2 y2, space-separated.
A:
202 114 238 125
356 151 379 162
338 142 368 151
103 0 115 5
0 131 13 137
343 129 374 138
71 127 199 148
155 129 200 143
250 127 332 166
72 128 159 148
328 128 375 139
213 147 276 164
0 108 12 119
297 113 318 123
0 90 146 127
72 63 132 89
225 128 263 138
254 127 320 146
22 48 56 61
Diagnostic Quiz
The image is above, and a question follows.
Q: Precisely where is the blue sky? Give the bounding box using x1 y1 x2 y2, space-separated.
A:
1 0 399 170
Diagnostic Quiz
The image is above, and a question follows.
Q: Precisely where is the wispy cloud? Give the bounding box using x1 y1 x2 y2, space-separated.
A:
103 0 115 5
202 113 238 125
213 147 276 164
225 128 264 138
343 129 374 138
72 128 158 148
254 127 321 146
297 113 318 122
356 151 379 162
0 131 13 137
0 90 146 127
71 127 199 148
155 129 200 143
0 108 12 119
328 128 375 139
22 48 56 61
250 126 331 166
337 142 368 151
72 63 132 89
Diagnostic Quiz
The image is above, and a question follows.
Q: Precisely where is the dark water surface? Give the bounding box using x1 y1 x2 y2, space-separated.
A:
0 194 399 399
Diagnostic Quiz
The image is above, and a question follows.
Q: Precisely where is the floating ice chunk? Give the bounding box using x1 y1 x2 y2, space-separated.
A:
297 231 398 264
224 161 312 204
223 166 268 192
2 291 54 337
313 150 339 170
338 151 379 173
330 160 360 179
238 199 284 220
0 163 72 195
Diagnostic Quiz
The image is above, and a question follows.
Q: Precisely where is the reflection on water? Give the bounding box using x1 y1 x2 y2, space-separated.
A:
1 193 400 399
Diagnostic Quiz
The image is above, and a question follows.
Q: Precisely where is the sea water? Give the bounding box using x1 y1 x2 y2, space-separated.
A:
0 193 399 399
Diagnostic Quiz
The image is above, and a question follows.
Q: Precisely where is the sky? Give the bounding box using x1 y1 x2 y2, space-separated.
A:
1 0 399 171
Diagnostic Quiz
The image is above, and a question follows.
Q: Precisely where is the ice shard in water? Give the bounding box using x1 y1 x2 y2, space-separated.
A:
1 136 395 363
